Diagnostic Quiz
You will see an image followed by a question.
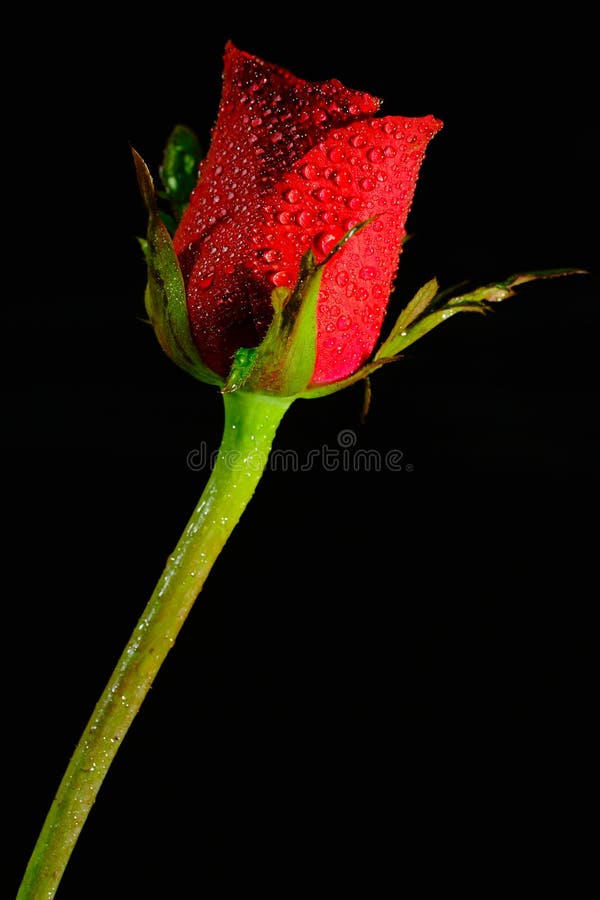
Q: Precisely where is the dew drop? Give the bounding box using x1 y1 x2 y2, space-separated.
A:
264 249 282 264
198 273 214 290
314 231 339 255
283 188 300 203
251 116 262 127
314 187 333 203
328 147 342 163
367 148 383 163
277 211 292 224
271 270 292 286
296 209 314 228
333 170 352 188
337 314 352 330
349 134 366 148
346 196 361 211
360 266 377 280
320 210 338 225
300 163 318 180
336 270 350 286
360 177 376 192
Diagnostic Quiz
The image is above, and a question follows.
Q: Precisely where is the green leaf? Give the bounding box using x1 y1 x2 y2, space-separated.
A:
158 125 203 230
132 146 223 387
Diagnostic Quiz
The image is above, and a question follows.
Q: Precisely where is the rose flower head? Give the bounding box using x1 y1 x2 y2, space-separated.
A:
171 43 442 390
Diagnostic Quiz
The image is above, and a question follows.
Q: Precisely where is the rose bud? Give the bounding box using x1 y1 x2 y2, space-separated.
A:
170 43 442 393
137 45 575 402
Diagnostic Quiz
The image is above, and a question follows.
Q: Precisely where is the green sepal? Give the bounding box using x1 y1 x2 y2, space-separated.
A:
375 267 587 360
158 124 203 232
229 221 374 397
241 252 323 395
300 356 395 399
303 267 586 409
132 146 223 387
223 347 259 393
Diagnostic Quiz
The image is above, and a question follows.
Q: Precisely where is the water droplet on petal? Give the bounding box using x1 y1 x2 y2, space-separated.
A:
283 188 300 203
337 315 352 331
296 209 314 228
300 163 318 180
198 273 214 290
360 177 376 192
360 266 377 280
367 148 382 163
320 210 338 225
333 170 352 188
349 134 366 148
314 187 333 204
314 232 339 256
336 270 350 287
271 270 293 286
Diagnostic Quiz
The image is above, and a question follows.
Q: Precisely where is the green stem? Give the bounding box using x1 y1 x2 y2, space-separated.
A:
17 389 292 900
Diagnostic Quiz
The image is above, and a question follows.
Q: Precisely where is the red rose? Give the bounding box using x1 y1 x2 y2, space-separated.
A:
173 43 442 385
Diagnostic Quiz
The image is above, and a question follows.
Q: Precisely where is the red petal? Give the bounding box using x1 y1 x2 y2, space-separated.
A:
173 44 381 374
252 115 443 383
174 43 379 264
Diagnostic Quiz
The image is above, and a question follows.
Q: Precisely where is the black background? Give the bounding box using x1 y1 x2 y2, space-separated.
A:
6 7 598 898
